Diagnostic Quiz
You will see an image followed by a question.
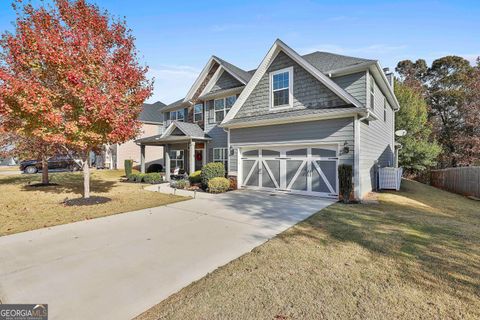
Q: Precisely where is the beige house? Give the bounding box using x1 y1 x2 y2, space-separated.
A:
115 101 165 170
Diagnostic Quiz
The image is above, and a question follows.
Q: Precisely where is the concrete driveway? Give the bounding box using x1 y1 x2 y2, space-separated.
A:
0 190 334 320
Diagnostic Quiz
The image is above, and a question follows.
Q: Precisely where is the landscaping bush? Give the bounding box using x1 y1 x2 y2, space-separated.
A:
208 177 230 193
124 159 133 177
338 164 353 203
135 173 146 183
201 162 225 188
127 173 138 182
170 179 189 189
189 170 202 184
143 172 162 184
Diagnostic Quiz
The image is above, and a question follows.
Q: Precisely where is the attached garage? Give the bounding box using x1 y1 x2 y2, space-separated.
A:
240 145 339 198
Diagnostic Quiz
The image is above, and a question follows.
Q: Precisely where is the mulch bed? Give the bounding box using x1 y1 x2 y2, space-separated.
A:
63 196 111 206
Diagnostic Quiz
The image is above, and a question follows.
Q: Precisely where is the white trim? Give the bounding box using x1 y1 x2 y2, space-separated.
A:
184 56 216 102
231 139 345 148
222 39 364 124
269 66 293 110
354 114 361 200
199 67 224 97
326 61 376 77
222 110 365 129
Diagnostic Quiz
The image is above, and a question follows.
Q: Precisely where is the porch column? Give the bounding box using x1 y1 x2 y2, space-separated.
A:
202 142 207 167
140 145 146 173
164 144 171 181
189 140 195 174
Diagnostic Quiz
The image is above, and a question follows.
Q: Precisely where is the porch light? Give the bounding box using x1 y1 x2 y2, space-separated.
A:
342 141 350 154
229 146 235 156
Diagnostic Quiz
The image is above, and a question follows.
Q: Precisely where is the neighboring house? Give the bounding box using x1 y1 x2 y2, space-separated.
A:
114 101 166 170
136 39 400 200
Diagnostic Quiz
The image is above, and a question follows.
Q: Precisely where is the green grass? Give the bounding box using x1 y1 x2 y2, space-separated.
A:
136 180 480 320
0 170 186 236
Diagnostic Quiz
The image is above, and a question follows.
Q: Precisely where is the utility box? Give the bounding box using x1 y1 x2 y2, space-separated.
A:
379 167 403 191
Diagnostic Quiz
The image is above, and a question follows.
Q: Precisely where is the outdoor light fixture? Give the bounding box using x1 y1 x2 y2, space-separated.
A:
342 141 350 154
229 146 235 156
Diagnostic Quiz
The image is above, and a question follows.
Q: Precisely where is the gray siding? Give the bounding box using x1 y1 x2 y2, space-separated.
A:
359 73 395 197
210 71 243 93
229 117 355 174
332 72 366 106
234 51 347 119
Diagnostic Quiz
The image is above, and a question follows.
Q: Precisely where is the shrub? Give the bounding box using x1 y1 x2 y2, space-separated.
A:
201 162 225 188
208 177 230 193
189 170 202 184
124 159 133 177
134 173 146 183
143 172 162 184
127 173 138 182
338 164 353 203
170 179 189 189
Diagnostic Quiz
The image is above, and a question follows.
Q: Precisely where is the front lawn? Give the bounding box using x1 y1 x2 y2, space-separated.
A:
136 180 480 320
0 170 186 236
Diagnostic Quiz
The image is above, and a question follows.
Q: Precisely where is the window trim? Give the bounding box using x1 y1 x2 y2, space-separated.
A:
370 76 375 110
169 149 185 171
383 97 387 122
269 66 293 110
213 95 236 123
213 147 228 168
194 103 203 123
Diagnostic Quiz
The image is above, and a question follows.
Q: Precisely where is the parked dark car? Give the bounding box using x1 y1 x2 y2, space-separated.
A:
20 156 80 174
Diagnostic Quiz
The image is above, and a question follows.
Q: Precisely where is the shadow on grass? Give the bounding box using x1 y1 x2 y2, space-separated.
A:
0 171 117 195
282 179 480 301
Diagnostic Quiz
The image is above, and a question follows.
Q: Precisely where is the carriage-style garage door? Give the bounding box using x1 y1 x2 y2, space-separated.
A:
241 145 339 198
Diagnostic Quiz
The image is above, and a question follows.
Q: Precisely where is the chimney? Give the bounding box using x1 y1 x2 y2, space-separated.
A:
383 67 394 88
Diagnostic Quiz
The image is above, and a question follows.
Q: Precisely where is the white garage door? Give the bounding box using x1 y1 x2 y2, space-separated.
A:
240 145 339 198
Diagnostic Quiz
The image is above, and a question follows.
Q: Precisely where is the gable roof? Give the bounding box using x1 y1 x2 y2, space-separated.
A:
138 101 166 123
302 51 376 74
162 121 209 139
221 39 365 125
213 56 253 83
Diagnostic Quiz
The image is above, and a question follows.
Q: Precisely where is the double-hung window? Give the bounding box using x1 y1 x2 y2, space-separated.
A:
176 109 185 122
169 150 184 171
270 67 293 109
213 148 228 169
194 103 203 122
213 95 236 123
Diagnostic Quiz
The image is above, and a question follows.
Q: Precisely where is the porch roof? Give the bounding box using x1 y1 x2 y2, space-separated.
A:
135 121 211 146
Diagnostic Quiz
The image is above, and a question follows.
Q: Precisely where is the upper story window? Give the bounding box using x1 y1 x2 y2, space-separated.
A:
270 67 293 109
194 103 203 122
169 108 185 122
213 95 236 123
369 76 375 110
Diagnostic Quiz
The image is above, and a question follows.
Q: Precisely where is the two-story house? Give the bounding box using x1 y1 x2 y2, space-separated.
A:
136 39 400 200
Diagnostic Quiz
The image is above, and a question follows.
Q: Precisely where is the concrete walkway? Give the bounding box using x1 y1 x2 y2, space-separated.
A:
0 190 334 320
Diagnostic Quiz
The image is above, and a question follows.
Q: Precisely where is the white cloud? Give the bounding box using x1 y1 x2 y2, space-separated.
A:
146 65 200 104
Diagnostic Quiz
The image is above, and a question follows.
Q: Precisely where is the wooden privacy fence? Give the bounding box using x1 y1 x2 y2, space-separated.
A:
431 167 480 197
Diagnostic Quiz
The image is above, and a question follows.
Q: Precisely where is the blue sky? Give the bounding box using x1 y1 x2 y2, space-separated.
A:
1 0 479 103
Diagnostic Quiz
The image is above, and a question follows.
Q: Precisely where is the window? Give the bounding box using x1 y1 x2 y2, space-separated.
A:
214 99 225 122
194 103 203 122
213 148 228 169
270 67 293 108
169 150 184 170
176 109 185 122
213 95 236 123
169 111 177 121
370 76 375 110
384 97 387 122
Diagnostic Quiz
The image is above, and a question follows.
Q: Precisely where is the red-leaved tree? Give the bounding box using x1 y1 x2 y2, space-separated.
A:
0 0 152 198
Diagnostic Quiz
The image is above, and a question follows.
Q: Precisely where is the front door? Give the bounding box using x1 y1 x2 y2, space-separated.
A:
241 145 339 198
194 149 203 171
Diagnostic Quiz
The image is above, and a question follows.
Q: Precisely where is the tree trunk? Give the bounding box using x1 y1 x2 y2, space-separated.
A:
41 155 49 185
83 153 91 199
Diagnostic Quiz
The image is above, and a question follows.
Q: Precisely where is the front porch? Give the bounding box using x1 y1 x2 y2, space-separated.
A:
135 121 212 181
